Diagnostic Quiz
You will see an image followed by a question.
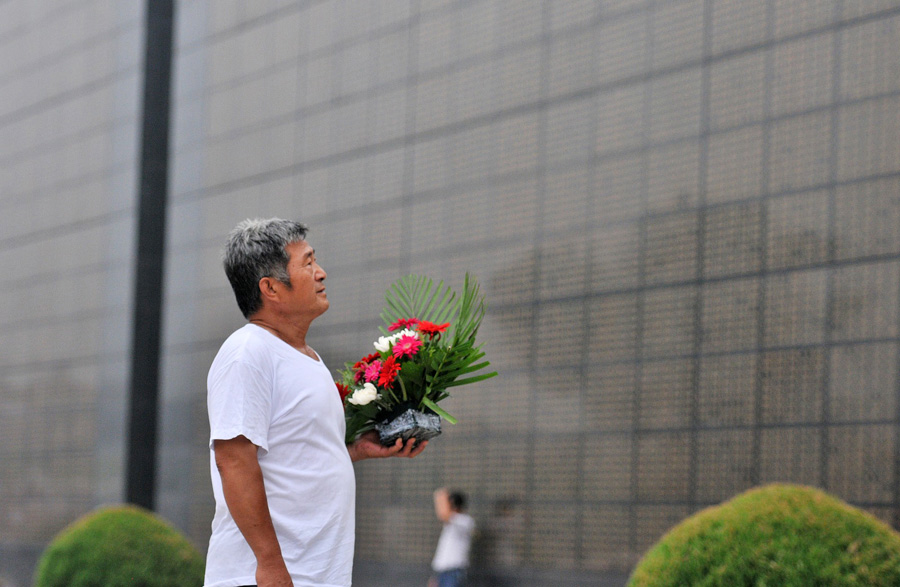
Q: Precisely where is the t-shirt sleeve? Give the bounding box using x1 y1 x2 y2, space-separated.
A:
208 359 273 455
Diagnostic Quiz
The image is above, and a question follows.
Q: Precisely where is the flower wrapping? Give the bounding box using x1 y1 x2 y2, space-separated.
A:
375 408 442 446
339 273 497 444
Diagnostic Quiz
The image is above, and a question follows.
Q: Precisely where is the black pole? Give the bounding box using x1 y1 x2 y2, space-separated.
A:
126 0 175 510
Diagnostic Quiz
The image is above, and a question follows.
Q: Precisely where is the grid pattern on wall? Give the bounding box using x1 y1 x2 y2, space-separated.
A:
158 0 900 580
157 1 900 579
0 0 143 559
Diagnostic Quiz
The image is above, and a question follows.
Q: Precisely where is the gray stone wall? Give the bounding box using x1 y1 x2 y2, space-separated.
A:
4 1 900 585
0 1 143 584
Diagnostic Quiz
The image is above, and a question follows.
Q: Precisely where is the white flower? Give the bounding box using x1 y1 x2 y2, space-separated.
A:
347 383 380 406
374 329 418 353
397 328 418 339
374 335 392 353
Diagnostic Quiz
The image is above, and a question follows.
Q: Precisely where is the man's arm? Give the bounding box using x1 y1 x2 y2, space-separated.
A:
347 431 428 462
214 436 293 587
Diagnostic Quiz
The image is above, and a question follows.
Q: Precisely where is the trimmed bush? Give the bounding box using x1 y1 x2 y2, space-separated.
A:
34 504 204 587
629 484 900 587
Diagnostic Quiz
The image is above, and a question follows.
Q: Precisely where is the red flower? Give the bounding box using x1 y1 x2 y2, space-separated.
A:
378 355 402 388
336 382 352 402
417 320 450 337
392 334 422 359
353 352 381 368
389 318 419 332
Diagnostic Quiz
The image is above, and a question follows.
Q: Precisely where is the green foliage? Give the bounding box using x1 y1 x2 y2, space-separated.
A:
628 484 900 587
33 504 204 587
379 274 462 335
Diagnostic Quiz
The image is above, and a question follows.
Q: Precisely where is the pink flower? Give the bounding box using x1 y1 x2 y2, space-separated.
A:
364 360 382 383
353 352 381 384
389 318 420 332
392 334 422 359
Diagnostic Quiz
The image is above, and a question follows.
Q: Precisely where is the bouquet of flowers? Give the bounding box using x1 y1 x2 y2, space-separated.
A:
338 273 497 445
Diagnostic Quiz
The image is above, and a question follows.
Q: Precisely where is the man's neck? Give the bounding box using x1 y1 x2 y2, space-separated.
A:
248 315 317 360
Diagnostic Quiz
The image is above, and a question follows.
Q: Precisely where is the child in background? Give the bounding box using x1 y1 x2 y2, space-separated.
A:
429 488 475 587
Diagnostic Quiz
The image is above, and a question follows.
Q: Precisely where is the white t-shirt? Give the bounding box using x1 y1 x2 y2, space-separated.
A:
204 324 356 587
431 512 475 572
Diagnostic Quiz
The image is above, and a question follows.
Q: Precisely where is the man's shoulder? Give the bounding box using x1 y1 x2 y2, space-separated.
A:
212 325 272 367
220 323 260 346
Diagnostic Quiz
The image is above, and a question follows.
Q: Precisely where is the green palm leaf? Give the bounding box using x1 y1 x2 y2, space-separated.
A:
380 275 461 333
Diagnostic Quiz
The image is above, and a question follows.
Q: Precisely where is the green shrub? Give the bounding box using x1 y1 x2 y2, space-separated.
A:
629 484 900 587
34 504 204 587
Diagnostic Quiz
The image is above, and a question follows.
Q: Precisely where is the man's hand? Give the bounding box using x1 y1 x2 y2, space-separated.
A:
256 558 293 587
348 431 428 462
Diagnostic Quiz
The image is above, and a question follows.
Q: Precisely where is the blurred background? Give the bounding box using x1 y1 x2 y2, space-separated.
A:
2 0 900 585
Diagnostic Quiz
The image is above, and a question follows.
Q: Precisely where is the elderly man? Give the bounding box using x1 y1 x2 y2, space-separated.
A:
204 218 427 587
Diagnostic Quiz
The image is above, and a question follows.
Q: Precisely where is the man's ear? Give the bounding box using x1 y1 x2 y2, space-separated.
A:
258 276 280 303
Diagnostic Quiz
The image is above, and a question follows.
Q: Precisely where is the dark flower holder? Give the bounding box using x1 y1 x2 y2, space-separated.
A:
376 408 442 446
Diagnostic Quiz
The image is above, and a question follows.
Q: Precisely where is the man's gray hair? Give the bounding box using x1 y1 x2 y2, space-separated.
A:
223 218 309 318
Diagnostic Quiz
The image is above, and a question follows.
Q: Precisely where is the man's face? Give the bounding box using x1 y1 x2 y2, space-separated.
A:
281 240 329 319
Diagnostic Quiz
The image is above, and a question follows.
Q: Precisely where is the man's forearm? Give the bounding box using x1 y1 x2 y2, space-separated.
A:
220 463 282 561
214 438 289 581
